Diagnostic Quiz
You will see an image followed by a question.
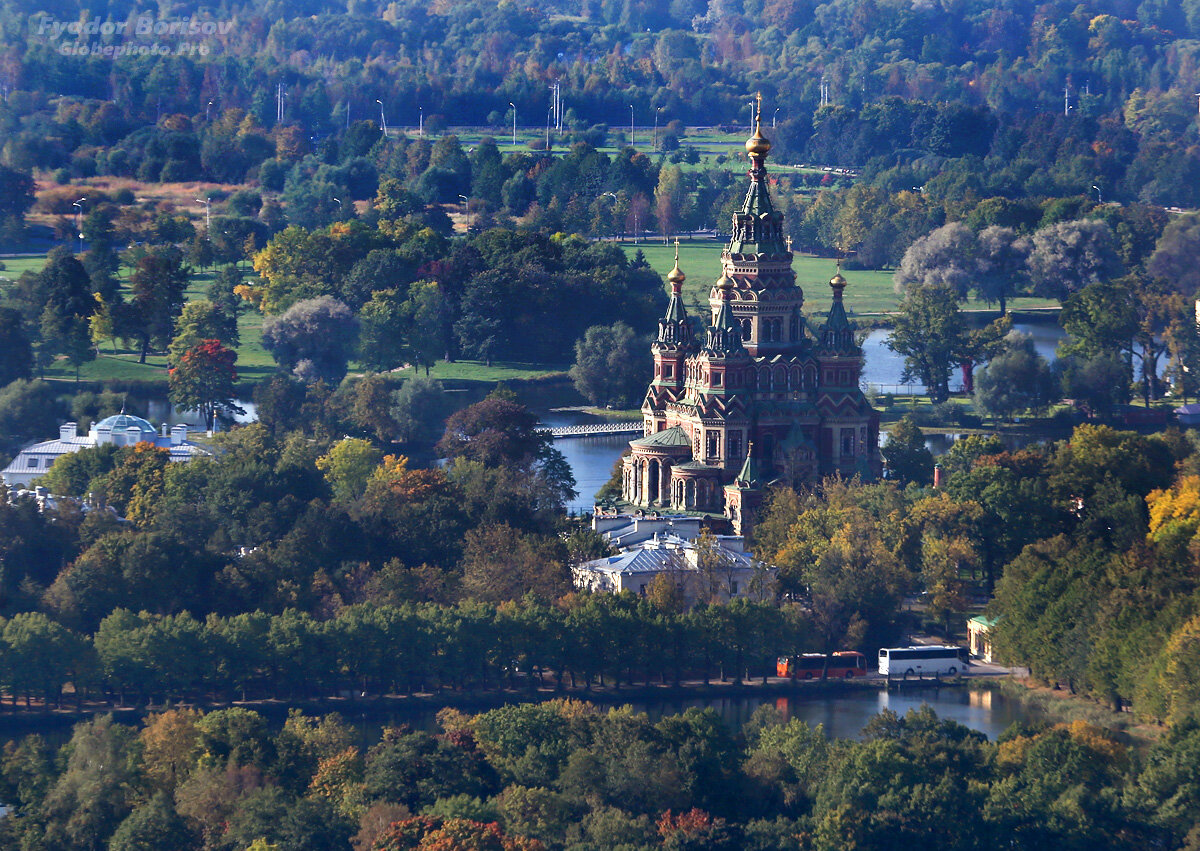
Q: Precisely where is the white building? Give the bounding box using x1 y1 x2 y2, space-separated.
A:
591 511 705 549
1 414 212 488
573 528 775 605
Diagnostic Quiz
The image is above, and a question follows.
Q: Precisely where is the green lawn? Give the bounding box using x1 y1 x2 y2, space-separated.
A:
392 360 568 383
30 260 275 385
0 254 48 281
622 239 1058 318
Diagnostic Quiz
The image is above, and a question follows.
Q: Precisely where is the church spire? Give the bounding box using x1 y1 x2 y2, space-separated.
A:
728 92 787 256
820 259 857 352
655 239 694 350
745 92 771 161
735 440 768 488
704 273 745 356
663 239 688 326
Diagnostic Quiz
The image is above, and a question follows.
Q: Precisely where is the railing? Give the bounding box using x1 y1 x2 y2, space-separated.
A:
867 384 968 397
543 422 643 438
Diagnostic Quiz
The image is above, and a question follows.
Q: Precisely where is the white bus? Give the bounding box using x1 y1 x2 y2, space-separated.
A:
878 645 968 678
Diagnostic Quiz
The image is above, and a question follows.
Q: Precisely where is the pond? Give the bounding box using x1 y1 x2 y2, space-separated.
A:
145 398 258 429
0 684 1040 755
860 321 1065 394
333 684 1037 745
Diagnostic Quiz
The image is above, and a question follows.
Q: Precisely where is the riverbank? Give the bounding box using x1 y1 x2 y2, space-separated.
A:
0 671 995 734
991 677 1164 745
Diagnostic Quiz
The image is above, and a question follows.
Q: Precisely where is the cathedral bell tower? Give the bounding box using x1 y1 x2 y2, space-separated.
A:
718 93 804 357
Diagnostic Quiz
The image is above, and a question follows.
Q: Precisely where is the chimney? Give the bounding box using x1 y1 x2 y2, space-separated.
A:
161 423 168 438
933 464 945 488
171 424 188 446
59 422 77 441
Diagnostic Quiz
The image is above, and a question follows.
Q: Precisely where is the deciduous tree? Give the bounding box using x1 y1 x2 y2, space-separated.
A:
569 322 650 408
262 296 359 383
169 339 241 431
126 246 190 363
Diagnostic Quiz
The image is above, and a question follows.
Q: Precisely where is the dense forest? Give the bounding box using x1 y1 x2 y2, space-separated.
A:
6 413 1200 848
5 698 1200 850
2 400 1200 725
6 0 1200 255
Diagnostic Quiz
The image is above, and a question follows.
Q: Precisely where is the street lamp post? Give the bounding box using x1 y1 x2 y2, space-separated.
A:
654 106 663 150
195 197 211 232
600 192 617 241
332 197 342 218
629 104 634 147
509 102 516 146
376 99 386 136
419 106 424 139
72 197 86 253
773 107 780 128
458 194 471 233
206 100 213 122
1092 184 1102 204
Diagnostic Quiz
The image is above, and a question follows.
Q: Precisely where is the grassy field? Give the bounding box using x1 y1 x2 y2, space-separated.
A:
37 262 277 385
622 239 1058 318
392 360 568 383
0 255 48 279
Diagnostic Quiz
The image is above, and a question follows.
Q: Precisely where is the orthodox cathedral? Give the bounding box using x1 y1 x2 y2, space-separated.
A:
619 98 880 535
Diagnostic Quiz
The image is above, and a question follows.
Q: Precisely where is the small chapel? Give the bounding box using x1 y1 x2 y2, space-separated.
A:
619 97 881 536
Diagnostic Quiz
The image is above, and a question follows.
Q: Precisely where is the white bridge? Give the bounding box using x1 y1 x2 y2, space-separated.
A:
542 421 643 438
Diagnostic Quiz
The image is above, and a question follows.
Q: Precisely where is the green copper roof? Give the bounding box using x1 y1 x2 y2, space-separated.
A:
741 178 775 217
703 277 746 357
733 441 769 489
664 290 687 324
726 134 788 255
630 426 690 448
673 460 719 472
820 272 858 352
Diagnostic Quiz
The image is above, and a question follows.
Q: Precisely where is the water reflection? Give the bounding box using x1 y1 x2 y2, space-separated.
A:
347 686 1036 743
145 399 258 429
623 686 1034 740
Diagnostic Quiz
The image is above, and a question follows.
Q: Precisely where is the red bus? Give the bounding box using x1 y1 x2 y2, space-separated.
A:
777 651 867 679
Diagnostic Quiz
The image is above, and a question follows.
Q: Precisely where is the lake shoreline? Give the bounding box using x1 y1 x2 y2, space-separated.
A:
0 672 1002 736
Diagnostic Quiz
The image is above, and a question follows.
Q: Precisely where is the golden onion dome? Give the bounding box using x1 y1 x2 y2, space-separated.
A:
667 241 686 285
830 271 847 287
745 124 771 156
